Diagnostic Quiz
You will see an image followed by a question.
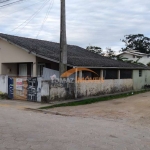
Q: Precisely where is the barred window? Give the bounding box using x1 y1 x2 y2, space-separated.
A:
104 69 118 79
139 70 142 77
120 70 132 79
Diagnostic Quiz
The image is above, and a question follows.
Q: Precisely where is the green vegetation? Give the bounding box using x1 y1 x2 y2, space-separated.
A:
39 90 150 109
121 34 150 54
0 93 8 100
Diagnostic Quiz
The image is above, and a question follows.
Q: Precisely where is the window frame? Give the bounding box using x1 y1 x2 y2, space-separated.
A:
139 70 142 77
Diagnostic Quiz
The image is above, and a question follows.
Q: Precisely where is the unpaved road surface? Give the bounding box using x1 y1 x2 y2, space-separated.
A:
51 92 150 127
0 92 150 150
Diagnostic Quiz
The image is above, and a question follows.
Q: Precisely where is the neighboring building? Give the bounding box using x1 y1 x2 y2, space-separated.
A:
118 49 150 66
0 33 150 101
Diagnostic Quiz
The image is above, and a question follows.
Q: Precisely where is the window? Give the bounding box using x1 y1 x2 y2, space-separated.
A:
120 70 132 79
19 64 27 76
137 56 142 59
38 63 45 77
139 70 142 77
104 69 118 79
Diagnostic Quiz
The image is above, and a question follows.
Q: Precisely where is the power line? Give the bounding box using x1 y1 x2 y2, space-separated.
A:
36 0 54 38
12 0 49 32
0 1 45 18
0 0 11 4
0 0 27 8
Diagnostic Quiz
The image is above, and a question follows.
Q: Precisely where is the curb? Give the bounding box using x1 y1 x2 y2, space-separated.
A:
25 108 74 117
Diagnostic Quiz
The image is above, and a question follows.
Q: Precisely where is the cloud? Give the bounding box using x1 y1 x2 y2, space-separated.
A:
0 0 150 52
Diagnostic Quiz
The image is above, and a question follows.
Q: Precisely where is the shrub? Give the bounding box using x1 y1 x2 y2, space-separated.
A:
0 93 8 100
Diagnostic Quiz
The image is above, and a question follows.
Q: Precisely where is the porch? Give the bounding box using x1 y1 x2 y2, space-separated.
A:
0 56 59 77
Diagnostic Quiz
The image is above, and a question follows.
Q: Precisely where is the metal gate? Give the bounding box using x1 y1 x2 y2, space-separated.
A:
8 77 14 99
8 77 38 101
27 77 38 102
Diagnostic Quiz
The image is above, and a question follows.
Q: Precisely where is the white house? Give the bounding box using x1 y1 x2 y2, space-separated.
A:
118 49 150 66
0 33 150 102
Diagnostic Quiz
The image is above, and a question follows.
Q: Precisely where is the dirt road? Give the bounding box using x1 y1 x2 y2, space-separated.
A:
50 91 150 127
0 92 150 150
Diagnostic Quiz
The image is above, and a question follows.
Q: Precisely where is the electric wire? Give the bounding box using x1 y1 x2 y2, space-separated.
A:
0 1 45 18
12 0 49 32
0 0 11 4
0 0 27 8
36 0 54 38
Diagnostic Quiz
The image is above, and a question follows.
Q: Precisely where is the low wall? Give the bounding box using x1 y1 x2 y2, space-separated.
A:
41 81 49 102
40 79 133 101
41 81 75 102
0 75 8 94
77 79 133 97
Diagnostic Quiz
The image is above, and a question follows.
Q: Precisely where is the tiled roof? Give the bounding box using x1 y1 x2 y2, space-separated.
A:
0 33 149 69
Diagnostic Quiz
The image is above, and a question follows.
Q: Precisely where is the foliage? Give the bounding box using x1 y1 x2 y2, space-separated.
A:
86 46 116 58
105 47 116 58
86 46 103 55
147 62 150 66
0 93 8 100
121 34 150 54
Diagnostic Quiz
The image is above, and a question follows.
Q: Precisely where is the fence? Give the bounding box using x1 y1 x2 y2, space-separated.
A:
1 70 150 102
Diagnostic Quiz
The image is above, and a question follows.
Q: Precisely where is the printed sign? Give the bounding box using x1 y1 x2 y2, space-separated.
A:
16 78 23 91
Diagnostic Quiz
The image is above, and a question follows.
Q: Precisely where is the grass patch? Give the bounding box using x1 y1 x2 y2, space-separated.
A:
0 93 8 100
39 90 150 109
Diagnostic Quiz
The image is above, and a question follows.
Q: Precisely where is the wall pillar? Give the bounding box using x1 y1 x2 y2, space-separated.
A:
100 69 103 80
79 70 82 79
33 62 37 77
75 67 77 99
0 63 1 75
118 70 120 79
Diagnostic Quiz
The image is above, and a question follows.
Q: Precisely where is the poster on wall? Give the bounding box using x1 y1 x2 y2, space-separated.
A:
16 78 23 91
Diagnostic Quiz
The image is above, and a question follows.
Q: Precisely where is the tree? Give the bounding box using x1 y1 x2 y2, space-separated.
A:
105 47 116 58
147 62 150 66
86 46 103 55
121 34 150 54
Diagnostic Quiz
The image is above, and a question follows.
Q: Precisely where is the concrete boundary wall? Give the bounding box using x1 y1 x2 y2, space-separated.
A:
40 80 75 102
0 75 8 94
40 79 134 101
77 79 133 97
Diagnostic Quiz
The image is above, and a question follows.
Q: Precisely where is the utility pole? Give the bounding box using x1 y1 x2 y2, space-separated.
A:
59 0 67 76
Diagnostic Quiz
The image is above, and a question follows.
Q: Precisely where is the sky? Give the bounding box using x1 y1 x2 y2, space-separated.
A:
0 0 150 53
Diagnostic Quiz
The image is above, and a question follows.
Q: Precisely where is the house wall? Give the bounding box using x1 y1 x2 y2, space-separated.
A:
121 53 136 59
120 53 150 65
1 63 17 76
133 70 147 90
0 39 36 75
0 75 8 94
146 70 150 84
